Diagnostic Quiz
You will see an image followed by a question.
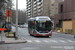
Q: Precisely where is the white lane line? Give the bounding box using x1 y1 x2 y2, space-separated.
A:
43 40 49 42
27 40 32 42
50 40 58 43
34 40 41 43
59 40 67 43
67 40 74 43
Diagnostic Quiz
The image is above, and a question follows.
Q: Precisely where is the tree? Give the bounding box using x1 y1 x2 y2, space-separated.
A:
11 9 27 24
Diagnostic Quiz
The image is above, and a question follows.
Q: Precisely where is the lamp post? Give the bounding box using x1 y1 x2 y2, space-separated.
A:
16 0 18 39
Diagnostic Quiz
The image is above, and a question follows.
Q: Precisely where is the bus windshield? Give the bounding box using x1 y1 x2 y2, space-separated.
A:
36 21 52 32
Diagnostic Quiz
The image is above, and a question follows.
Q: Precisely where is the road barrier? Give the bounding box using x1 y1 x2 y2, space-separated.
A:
65 29 75 35
53 27 63 32
68 29 71 34
53 27 75 35
72 29 75 35
65 29 68 34
60 28 62 32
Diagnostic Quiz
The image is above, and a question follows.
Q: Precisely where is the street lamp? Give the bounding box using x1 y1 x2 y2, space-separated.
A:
16 0 18 39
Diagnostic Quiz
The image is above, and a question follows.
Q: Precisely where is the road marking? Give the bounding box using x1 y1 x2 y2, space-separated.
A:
27 40 32 42
67 40 74 43
59 40 67 43
50 40 58 43
43 40 49 42
34 40 41 43
26 39 75 43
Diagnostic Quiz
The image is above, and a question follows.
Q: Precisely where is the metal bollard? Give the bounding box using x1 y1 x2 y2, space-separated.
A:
14 32 16 38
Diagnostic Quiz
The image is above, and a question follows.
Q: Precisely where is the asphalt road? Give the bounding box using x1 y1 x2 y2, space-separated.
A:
0 26 75 50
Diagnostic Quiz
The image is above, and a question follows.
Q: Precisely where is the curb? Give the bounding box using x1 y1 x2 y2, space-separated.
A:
0 40 27 44
4 41 27 44
0 35 27 44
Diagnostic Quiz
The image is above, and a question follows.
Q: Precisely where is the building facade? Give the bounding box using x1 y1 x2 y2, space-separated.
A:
54 0 75 28
26 0 64 18
26 0 64 27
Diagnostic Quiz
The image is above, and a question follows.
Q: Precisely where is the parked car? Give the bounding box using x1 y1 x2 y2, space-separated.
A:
23 24 28 28
19 25 24 28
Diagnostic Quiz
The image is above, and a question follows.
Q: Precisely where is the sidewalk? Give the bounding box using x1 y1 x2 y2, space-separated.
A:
0 46 8 50
0 32 27 44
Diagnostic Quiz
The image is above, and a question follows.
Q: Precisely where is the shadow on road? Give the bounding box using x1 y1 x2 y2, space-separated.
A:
35 36 51 38
29 35 51 38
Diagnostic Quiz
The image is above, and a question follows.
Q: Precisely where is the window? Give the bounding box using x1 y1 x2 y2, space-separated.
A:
51 12 54 14
61 5 63 13
52 4 54 6
39 0 42 2
34 0 36 1
51 0 55 2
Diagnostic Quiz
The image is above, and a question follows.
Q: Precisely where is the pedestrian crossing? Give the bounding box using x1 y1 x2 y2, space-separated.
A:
26 39 75 43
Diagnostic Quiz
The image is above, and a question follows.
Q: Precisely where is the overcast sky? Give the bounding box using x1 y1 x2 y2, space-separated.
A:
13 0 26 10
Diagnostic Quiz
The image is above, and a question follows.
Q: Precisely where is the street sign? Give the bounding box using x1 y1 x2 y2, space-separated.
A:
6 10 11 17
0 28 6 31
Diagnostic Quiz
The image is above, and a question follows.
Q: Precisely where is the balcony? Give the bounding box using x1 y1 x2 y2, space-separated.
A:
34 1 36 4
33 8 37 10
34 5 37 7
34 11 37 13
37 2 41 5
38 10 41 12
28 8 31 10
28 10 31 13
28 5 31 7
28 13 31 15
28 2 31 4
37 0 39 2
37 6 41 8
38 13 41 15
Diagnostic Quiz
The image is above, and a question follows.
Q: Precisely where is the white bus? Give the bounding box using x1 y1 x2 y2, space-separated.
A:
28 16 53 37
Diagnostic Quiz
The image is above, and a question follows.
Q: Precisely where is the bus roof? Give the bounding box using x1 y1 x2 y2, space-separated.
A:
28 16 51 21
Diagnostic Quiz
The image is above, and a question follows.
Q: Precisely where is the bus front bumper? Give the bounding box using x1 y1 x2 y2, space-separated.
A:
35 33 52 36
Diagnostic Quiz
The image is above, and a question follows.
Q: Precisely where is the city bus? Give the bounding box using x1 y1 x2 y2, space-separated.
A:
28 16 53 37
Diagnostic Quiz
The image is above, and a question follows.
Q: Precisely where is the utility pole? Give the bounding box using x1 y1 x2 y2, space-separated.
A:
16 0 18 39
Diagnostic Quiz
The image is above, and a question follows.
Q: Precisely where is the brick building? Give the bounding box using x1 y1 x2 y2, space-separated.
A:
54 0 75 28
